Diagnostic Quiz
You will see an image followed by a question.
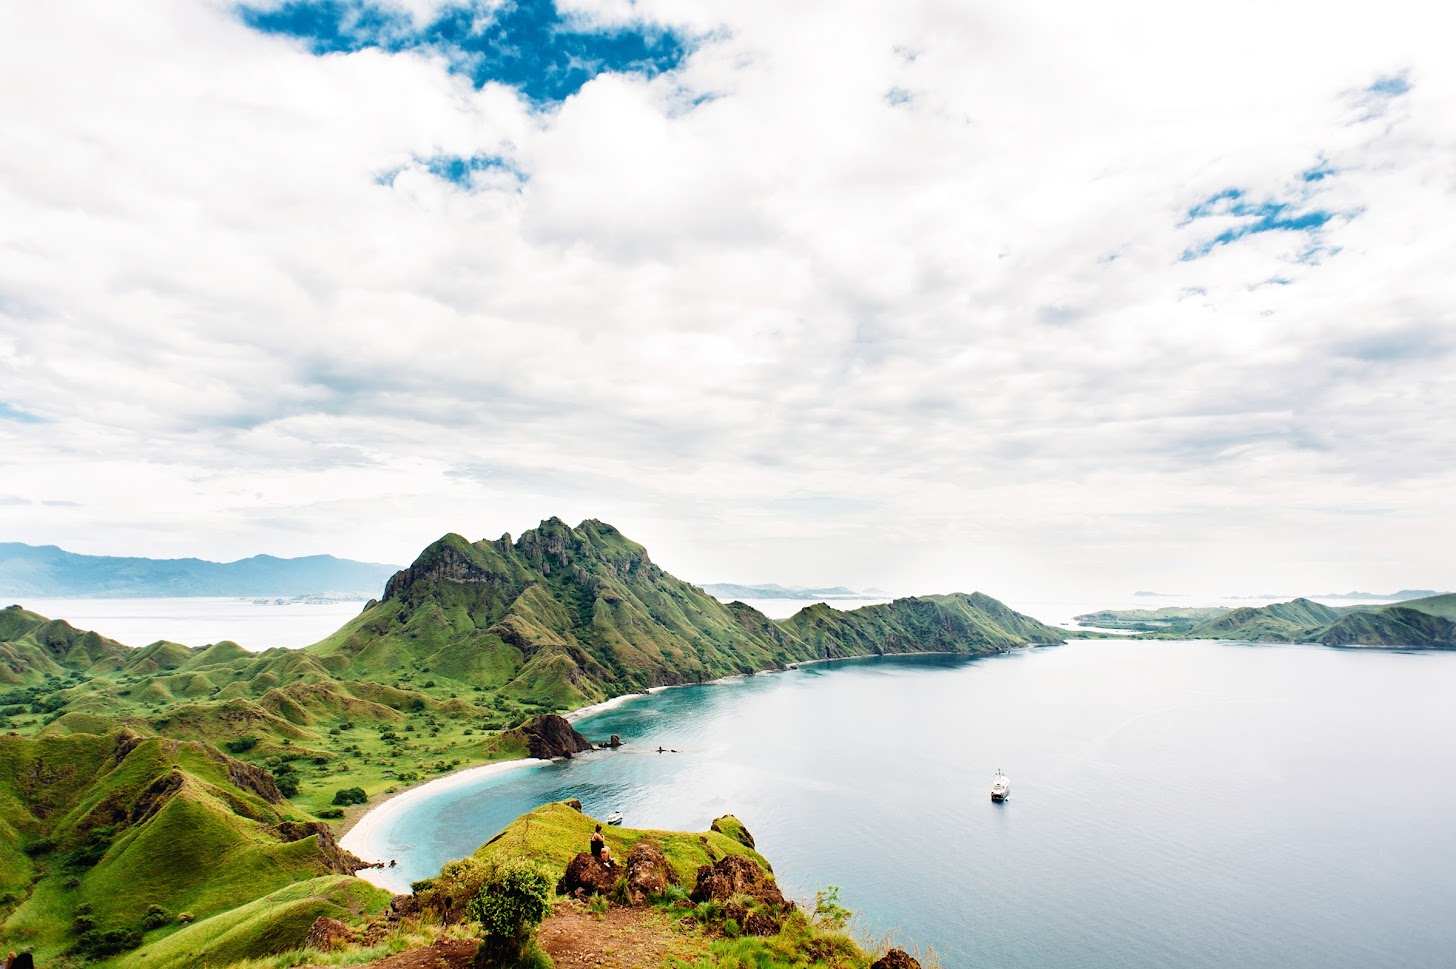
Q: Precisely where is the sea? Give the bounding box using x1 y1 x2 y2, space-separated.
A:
345 640 1456 969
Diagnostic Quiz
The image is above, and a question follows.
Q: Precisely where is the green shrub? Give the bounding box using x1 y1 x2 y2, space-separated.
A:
64 826 115 871
331 787 368 806
225 736 259 754
74 927 143 958
276 774 300 798
141 904 171 930
22 838 56 857
317 808 344 819
813 885 852 930
465 860 553 968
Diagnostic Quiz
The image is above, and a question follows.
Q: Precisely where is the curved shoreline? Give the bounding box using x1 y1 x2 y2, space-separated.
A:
340 648 1045 891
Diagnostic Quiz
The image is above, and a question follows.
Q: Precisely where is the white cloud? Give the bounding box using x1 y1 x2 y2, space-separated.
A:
1 0 1453 602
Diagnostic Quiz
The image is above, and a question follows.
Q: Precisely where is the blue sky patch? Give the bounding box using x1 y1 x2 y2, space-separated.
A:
239 0 693 104
376 152 524 189
1181 184 1349 261
1367 74 1411 97
0 401 44 423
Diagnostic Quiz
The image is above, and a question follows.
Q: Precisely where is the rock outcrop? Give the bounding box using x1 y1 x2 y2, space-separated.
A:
710 814 756 849
690 854 787 909
624 841 677 903
556 852 619 898
871 949 923 969
303 915 353 950
512 714 596 760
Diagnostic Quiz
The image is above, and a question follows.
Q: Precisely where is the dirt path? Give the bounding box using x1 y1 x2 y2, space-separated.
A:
538 900 707 969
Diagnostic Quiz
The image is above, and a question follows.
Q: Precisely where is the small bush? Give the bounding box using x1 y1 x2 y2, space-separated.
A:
74 927 143 958
276 774 300 798
225 736 259 754
813 885 852 930
466 860 554 968
317 808 344 820
22 838 56 857
141 904 170 930
331 787 368 807
723 917 741 938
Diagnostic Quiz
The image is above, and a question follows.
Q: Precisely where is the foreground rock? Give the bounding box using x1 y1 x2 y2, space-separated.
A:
625 841 677 903
690 854 785 908
871 949 923 969
303 916 353 950
557 852 619 898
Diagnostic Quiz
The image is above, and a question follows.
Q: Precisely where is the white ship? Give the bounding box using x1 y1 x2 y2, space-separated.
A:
990 769 1010 802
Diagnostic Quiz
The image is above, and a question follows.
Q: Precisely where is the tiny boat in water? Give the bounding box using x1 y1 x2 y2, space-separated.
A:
990 769 1010 802
605 811 624 825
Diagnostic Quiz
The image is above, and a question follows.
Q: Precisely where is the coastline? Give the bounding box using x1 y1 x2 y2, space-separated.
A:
340 757 544 892
340 646 1055 892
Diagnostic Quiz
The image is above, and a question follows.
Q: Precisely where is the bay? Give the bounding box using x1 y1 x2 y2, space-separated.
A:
348 639 1456 968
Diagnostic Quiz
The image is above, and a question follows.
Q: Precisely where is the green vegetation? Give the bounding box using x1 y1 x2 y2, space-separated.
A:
1117 593 1456 647
1 517 1059 965
0 730 387 965
465 859 553 967
1072 606 1230 634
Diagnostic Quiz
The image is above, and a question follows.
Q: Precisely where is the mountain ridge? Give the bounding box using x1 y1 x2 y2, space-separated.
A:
0 542 400 598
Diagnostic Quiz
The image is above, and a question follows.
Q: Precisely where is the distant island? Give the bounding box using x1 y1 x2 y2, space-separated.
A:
1077 595 1456 646
700 581 888 600
0 542 400 598
1311 589 1445 601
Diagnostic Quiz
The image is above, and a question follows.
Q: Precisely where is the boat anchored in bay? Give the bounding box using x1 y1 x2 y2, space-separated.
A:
990 769 1010 802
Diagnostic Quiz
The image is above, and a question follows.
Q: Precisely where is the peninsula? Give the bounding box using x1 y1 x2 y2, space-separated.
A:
0 517 1059 966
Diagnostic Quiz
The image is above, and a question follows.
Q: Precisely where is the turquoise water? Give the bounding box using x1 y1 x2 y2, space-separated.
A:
362 640 1456 968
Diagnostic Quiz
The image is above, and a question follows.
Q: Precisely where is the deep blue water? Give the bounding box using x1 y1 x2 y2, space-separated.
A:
356 640 1456 968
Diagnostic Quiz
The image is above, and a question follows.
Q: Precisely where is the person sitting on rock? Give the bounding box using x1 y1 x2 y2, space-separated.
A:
590 824 614 866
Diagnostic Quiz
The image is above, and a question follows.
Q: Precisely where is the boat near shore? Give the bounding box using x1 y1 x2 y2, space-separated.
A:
991 769 1010 802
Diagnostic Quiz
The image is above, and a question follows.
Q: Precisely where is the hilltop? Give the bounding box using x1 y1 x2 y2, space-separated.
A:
0 542 400 598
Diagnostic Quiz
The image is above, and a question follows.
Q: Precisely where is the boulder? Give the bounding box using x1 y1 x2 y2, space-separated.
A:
303 915 353 950
871 949 923 969
625 840 677 903
556 851 619 898
564 798 583 811
602 734 623 748
690 854 786 909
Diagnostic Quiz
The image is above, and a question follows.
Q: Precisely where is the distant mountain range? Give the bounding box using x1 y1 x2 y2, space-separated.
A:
0 542 401 597
701 582 889 600
1311 589 1445 601
1079 595 1456 646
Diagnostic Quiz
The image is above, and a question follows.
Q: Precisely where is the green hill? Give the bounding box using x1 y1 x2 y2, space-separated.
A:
0 729 385 964
1166 596 1456 648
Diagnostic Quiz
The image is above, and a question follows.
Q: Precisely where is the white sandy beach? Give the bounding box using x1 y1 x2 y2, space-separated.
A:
342 688 668 892
340 758 545 893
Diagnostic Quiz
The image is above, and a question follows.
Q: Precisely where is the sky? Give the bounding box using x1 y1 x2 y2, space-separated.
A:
1 0 1453 602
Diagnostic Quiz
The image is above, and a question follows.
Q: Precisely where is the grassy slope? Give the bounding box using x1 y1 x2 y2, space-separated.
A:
780 592 1066 659
0 730 382 964
107 877 390 969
